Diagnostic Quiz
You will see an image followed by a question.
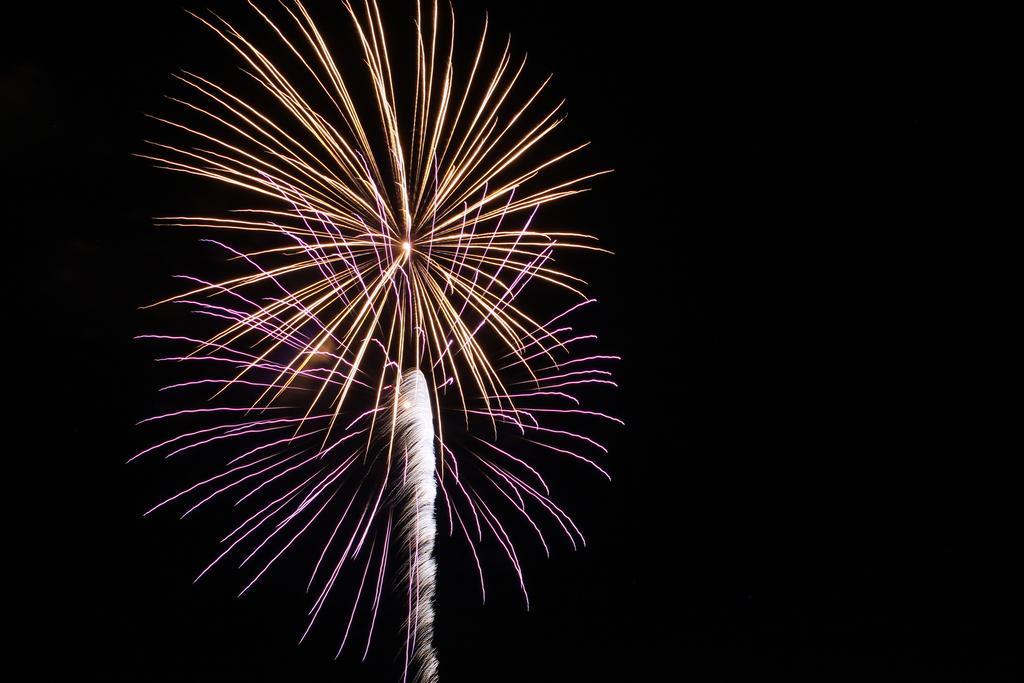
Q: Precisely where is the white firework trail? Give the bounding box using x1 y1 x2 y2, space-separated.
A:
392 369 439 683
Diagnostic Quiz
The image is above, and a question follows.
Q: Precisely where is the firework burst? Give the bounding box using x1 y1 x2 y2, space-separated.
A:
135 1 618 679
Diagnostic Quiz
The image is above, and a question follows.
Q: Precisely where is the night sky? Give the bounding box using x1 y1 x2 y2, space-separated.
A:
12 1 1018 680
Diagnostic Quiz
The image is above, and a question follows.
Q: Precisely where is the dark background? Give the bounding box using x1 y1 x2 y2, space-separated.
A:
9 1 1019 680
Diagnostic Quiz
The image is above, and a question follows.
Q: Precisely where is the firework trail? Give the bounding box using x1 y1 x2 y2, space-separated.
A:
135 1 617 679
391 370 439 682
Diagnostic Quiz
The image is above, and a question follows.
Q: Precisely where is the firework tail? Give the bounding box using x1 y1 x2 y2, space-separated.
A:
392 369 439 683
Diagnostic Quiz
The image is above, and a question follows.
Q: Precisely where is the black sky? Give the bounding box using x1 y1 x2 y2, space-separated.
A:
11 1 1019 681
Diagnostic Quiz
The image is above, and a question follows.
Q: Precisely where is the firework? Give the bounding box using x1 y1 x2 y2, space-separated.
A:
136 1 618 679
